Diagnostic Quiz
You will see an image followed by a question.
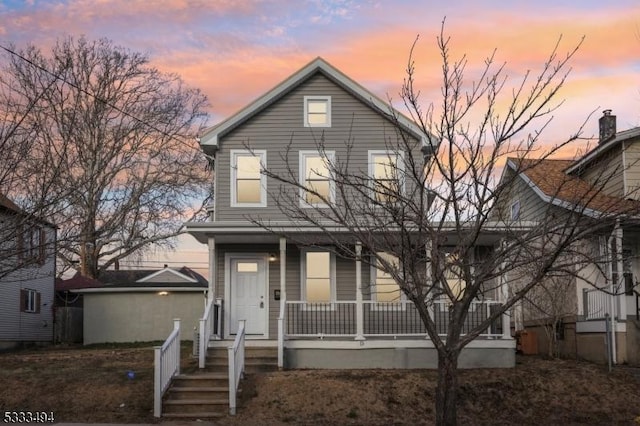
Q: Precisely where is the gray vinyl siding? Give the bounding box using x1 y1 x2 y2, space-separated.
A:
215 244 368 338
215 72 423 222
0 220 55 343
579 144 624 198
623 139 640 200
495 169 550 222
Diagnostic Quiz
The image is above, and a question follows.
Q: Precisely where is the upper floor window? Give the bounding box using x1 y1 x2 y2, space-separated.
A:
230 150 267 207
17 224 46 265
510 199 520 220
299 151 335 207
21 288 40 313
302 250 335 303
369 150 405 203
372 252 402 303
304 96 331 127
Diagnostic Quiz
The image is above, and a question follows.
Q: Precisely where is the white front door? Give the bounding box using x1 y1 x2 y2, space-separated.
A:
230 257 267 336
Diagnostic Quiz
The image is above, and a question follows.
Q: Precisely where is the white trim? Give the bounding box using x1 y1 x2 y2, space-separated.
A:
303 95 331 127
622 141 628 197
136 268 198 283
284 338 515 350
72 287 207 293
299 150 336 208
300 248 336 307
368 150 406 204
224 253 270 339
230 149 267 208
198 57 432 150
506 159 602 218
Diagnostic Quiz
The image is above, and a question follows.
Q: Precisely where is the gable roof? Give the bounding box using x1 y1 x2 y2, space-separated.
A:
0 192 56 228
566 127 640 175
199 57 433 154
66 267 208 293
507 158 640 217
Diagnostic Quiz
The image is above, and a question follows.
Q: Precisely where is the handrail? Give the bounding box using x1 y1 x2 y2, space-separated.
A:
154 319 181 418
228 320 246 415
199 298 214 369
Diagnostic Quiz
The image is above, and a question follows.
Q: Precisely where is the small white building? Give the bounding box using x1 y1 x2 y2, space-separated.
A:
73 266 208 345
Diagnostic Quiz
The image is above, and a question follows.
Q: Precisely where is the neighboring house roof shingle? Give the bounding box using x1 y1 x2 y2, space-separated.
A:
0 193 20 212
62 267 208 292
508 158 640 216
0 192 56 228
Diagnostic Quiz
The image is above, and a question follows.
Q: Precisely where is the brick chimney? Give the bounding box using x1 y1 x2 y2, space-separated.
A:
599 109 616 144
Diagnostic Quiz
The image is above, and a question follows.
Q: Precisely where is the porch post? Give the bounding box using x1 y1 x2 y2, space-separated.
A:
615 224 626 319
355 242 365 341
208 236 216 302
499 241 512 339
278 237 286 368
426 240 433 339
607 222 618 364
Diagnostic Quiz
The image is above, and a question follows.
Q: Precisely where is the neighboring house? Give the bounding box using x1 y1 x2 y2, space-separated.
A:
496 110 640 364
0 193 56 350
72 266 208 345
184 57 514 369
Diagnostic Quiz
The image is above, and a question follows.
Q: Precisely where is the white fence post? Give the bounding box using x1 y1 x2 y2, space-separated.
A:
153 346 161 417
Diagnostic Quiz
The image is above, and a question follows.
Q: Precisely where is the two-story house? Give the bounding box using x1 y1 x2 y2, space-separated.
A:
0 193 56 350
184 58 515 370
497 110 640 364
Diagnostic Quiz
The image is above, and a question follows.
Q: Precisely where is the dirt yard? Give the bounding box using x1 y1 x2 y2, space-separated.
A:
1 344 640 425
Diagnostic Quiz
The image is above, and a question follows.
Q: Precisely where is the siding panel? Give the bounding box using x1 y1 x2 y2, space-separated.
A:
215 73 423 222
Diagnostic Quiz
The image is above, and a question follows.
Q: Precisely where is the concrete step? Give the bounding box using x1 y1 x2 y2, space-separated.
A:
162 398 229 414
172 373 228 388
166 386 229 400
162 412 225 419
163 398 228 414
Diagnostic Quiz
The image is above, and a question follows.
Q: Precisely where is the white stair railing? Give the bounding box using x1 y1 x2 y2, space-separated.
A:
228 320 246 415
199 298 215 368
154 319 181 418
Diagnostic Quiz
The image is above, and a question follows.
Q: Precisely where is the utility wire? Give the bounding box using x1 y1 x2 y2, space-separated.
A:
0 43 207 153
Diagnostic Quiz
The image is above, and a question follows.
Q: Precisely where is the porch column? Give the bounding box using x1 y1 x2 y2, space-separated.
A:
615 224 626 319
355 242 365 341
425 239 433 339
609 221 622 363
208 236 216 302
279 237 287 311
278 237 286 368
499 241 512 339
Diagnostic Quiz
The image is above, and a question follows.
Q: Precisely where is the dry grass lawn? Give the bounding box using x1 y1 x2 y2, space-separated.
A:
1 343 640 425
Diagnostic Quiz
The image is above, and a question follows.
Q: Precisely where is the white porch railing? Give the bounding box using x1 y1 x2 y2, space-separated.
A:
153 319 181 418
228 320 246 416
583 288 609 320
198 298 223 369
284 300 505 338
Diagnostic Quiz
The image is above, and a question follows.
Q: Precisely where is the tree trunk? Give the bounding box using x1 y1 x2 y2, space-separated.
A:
435 349 460 426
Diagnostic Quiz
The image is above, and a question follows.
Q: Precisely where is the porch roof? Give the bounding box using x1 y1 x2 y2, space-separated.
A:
183 220 535 246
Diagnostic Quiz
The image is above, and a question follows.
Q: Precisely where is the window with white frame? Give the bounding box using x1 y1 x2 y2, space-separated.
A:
21 288 39 313
510 199 520 220
302 250 334 303
369 150 404 203
304 96 331 127
444 252 465 301
372 252 402 302
230 150 266 207
299 151 335 207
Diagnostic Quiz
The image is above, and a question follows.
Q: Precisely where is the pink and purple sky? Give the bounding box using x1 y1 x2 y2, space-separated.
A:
2 0 639 269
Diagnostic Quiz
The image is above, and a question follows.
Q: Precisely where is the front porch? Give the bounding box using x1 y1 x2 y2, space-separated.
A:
187 227 516 369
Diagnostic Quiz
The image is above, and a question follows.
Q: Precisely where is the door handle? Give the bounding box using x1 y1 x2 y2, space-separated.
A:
260 301 264 308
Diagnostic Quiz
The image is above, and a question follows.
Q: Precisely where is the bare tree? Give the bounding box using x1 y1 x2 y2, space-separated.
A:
249 26 636 425
521 274 576 358
0 37 210 278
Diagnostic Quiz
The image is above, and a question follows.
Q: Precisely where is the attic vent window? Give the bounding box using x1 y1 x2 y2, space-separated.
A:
304 96 331 127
